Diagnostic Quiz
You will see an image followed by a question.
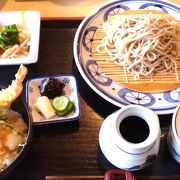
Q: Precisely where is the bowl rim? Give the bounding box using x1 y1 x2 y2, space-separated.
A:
172 105 180 147
0 85 33 178
114 105 160 154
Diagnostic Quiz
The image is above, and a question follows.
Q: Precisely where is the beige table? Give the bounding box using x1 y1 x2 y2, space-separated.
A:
0 0 179 20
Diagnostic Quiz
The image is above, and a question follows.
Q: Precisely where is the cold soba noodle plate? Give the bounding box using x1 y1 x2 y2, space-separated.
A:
95 12 180 92
73 0 180 114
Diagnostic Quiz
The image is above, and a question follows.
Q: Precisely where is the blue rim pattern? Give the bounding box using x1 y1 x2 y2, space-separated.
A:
99 111 159 170
74 0 180 114
26 74 80 125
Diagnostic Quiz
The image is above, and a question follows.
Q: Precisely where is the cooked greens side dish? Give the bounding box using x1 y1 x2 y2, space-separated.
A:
0 24 20 49
0 24 30 59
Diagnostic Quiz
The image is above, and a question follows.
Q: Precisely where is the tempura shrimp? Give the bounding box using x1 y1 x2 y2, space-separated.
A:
0 64 27 108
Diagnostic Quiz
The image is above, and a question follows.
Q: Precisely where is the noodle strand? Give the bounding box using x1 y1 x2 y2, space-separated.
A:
96 13 180 80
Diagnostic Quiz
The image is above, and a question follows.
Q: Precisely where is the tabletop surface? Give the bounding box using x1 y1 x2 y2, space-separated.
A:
0 0 180 20
0 20 180 180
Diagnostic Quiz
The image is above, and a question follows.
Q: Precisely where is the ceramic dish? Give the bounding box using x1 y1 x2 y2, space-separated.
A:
26 75 80 125
0 86 33 178
0 11 40 65
73 0 180 115
167 105 180 163
99 105 161 171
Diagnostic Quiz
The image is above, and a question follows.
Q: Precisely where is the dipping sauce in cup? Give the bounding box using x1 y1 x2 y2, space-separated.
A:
120 115 150 144
99 104 161 171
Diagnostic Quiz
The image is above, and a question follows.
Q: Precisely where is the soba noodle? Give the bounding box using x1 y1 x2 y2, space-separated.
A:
96 13 180 80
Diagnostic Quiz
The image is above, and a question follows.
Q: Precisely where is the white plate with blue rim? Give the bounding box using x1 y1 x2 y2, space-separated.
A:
73 0 180 115
26 75 80 125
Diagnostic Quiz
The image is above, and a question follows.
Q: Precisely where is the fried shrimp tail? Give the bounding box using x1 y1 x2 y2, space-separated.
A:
0 64 27 108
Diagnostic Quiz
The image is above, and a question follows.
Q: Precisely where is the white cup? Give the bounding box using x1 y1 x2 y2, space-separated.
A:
99 104 161 171
167 105 180 163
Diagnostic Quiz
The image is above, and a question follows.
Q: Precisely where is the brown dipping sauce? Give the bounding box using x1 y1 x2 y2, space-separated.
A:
119 116 150 143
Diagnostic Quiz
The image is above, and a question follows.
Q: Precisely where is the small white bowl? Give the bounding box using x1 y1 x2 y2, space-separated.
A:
167 105 180 163
0 11 40 65
26 75 80 125
99 105 161 171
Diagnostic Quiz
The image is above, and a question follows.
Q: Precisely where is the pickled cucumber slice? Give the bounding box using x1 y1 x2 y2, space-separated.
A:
52 96 69 112
57 101 74 116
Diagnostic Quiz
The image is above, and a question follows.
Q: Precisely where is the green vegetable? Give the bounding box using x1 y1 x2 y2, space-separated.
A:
66 101 74 113
0 24 20 49
56 101 74 116
52 96 75 116
52 96 69 112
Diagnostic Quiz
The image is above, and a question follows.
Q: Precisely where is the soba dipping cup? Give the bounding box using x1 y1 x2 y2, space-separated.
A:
167 105 180 163
99 104 161 171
